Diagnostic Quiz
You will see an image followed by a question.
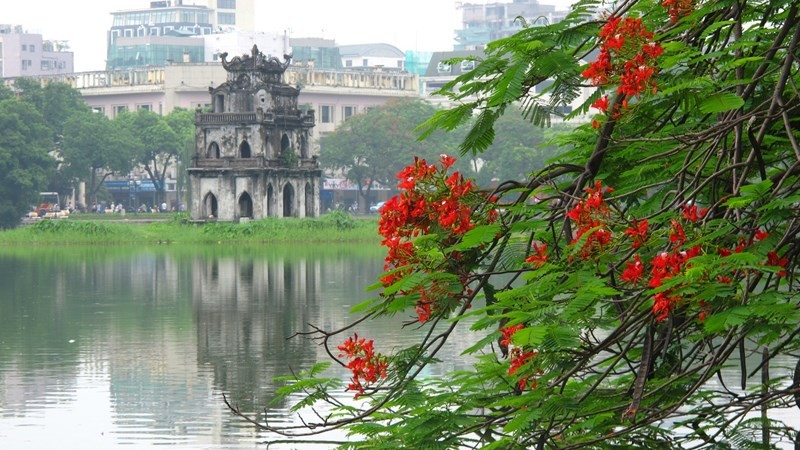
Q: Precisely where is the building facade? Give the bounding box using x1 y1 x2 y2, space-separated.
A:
207 0 255 32
187 46 321 221
107 1 215 70
0 24 74 77
455 0 567 50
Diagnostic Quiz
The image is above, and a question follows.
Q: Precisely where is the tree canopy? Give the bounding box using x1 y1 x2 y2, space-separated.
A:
321 98 461 209
231 0 800 448
0 99 56 228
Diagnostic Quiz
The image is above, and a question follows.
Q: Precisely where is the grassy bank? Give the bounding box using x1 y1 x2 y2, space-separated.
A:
1 211 380 245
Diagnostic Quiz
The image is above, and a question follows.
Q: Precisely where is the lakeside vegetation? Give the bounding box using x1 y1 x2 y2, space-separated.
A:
0 211 380 245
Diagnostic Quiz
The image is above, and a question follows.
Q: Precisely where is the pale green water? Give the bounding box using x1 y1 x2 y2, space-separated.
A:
0 245 479 449
2 245 796 449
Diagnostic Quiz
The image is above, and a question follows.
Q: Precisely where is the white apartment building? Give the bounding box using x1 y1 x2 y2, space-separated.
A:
0 24 74 77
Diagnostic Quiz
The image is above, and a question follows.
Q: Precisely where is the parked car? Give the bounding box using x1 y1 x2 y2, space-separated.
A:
369 201 386 213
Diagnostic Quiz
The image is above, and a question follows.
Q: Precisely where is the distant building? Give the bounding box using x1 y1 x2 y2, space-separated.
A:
206 0 255 32
421 49 592 121
289 38 342 70
106 1 215 69
455 0 568 50
338 43 405 71
204 31 288 64
188 46 322 221
0 24 74 77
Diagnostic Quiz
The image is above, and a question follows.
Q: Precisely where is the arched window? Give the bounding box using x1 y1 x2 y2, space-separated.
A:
239 140 252 158
207 142 220 159
238 192 253 218
281 134 290 153
203 192 218 219
283 183 295 217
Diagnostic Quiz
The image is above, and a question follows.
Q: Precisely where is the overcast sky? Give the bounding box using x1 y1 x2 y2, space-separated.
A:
4 0 571 72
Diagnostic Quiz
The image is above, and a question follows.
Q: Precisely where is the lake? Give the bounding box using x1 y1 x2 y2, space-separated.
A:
0 244 481 449
1 244 796 449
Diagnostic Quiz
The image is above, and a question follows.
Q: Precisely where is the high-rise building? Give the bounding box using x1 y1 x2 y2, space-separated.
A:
107 1 215 70
207 0 255 32
0 24 74 77
455 0 567 50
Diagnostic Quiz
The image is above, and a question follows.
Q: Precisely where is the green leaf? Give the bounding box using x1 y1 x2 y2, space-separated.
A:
699 92 744 114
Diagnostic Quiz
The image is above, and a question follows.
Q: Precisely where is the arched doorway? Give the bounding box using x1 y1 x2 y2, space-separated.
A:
203 192 218 219
283 183 294 217
267 184 274 217
207 142 220 159
305 182 314 217
239 140 252 158
238 192 253 219
281 134 290 153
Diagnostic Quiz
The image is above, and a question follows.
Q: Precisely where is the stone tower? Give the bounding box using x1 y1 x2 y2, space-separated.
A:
188 45 321 221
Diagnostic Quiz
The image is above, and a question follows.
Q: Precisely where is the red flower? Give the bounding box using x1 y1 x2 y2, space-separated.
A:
624 218 648 249
338 334 389 399
621 255 645 285
766 251 789 277
754 229 769 241
439 154 456 168
500 324 523 347
592 95 610 113
525 243 548 268
681 204 707 222
669 220 686 246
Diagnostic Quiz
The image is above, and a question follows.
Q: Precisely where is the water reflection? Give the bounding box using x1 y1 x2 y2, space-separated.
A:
0 245 385 448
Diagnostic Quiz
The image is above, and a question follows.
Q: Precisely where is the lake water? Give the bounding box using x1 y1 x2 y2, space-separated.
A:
1 245 797 449
0 244 481 449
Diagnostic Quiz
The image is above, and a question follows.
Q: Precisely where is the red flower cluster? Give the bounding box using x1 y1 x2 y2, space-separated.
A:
582 16 663 114
624 218 649 249
566 180 614 259
766 251 789 277
649 246 702 321
501 324 540 391
338 333 388 399
525 243 549 267
662 0 695 23
378 155 496 322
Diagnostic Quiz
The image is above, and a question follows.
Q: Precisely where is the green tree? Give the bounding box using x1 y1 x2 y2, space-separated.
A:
473 110 572 185
164 108 196 209
116 109 180 206
233 1 800 448
321 98 460 211
0 99 55 228
60 110 136 207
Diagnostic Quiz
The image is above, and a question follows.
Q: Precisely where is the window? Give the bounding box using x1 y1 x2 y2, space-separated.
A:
41 61 51 71
362 58 368 66
343 106 355 120
136 104 152 111
218 12 236 25
218 0 236 8
29 44 35 52
21 44 27 51
460 60 475 72
345 59 352 67
124 29 133 37
113 105 128 117
437 62 451 73
92 106 105 114
397 60 404 69
149 27 159 36
320 105 333 123
21 60 32 70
